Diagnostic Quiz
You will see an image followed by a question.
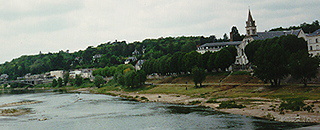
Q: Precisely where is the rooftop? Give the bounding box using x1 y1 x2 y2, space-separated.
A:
251 29 302 40
307 28 320 37
199 41 242 47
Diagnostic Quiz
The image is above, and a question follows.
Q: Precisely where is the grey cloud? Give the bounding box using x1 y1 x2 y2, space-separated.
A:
0 0 83 21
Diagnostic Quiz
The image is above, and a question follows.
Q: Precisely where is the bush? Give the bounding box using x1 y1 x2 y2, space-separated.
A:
218 101 245 109
279 98 312 112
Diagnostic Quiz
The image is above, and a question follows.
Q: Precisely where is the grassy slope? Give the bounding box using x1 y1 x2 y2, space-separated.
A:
97 74 320 100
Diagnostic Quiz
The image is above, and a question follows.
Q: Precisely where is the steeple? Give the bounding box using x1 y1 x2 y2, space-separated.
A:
246 9 257 36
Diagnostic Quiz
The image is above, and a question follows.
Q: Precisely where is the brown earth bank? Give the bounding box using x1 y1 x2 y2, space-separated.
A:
90 74 320 123
97 91 320 123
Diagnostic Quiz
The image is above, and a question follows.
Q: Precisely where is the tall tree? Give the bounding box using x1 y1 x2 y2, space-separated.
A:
214 48 234 71
75 75 83 86
192 67 206 87
94 75 105 88
63 72 70 86
289 51 319 86
254 43 290 86
57 77 63 87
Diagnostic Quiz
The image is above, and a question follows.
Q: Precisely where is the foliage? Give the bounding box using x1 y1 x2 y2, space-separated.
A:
75 75 83 86
52 79 58 87
63 72 69 86
94 75 105 88
246 35 310 86
218 101 245 109
289 51 319 86
279 98 307 112
214 48 234 71
57 77 63 87
269 20 320 33
0 35 216 80
191 67 206 87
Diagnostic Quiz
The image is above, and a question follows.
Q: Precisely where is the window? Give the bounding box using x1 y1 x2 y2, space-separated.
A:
310 46 313 50
316 39 318 43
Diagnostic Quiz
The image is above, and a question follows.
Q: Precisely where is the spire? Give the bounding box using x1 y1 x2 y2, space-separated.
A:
246 9 255 27
248 9 253 23
245 9 257 36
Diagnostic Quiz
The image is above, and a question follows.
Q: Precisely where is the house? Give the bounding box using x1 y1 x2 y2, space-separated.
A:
197 41 241 54
236 10 307 65
50 70 64 79
69 69 94 79
306 29 320 56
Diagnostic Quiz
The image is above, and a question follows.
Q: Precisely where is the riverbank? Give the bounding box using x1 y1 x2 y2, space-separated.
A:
95 90 320 123
87 81 320 124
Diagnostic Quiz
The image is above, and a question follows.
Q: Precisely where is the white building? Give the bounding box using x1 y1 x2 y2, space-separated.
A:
306 29 320 56
197 41 241 54
69 69 93 79
50 70 64 79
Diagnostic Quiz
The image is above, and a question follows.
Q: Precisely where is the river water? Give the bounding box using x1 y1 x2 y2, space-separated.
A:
0 90 316 130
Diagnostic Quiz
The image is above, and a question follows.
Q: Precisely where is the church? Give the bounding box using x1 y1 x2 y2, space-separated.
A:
236 10 307 65
198 10 320 66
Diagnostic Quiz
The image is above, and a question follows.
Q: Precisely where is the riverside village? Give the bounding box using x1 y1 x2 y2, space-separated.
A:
0 8 319 129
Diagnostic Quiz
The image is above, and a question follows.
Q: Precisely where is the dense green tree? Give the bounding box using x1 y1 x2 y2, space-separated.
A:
199 51 212 69
223 33 229 41
245 40 263 63
192 67 206 87
214 48 234 71
169 52 186 74
278 35 308 54
183 51 201 72
254 43 290 86
207 52 217 72
289 51 319 86
52 79 58 87
269 20 320 33
57 77 63 87
63 72 69 86
225 46 237 62
94 75 105 88
75 75 83 86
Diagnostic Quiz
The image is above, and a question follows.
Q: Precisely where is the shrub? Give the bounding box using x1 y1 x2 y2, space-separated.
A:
279 98 304 111
218 101 245 109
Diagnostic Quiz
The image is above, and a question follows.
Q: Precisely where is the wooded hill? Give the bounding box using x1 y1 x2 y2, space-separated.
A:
0 36 217 80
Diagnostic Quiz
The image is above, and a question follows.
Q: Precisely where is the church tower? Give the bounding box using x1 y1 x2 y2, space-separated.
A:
246 9 257 36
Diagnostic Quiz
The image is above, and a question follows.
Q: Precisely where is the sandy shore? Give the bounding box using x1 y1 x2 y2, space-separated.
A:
101 90 320 123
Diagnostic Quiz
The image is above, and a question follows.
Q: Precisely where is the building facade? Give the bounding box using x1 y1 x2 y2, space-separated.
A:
306 29 320 56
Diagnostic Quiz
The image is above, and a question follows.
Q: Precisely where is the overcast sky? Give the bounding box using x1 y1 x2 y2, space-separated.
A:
0 0 319 63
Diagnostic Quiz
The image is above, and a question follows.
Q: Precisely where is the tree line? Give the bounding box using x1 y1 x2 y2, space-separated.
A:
0 36 217 80
245 35 319 86
141 46 237 75
269 20 320 33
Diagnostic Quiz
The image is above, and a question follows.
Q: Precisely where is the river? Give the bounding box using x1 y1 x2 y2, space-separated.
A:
0 90 316 129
